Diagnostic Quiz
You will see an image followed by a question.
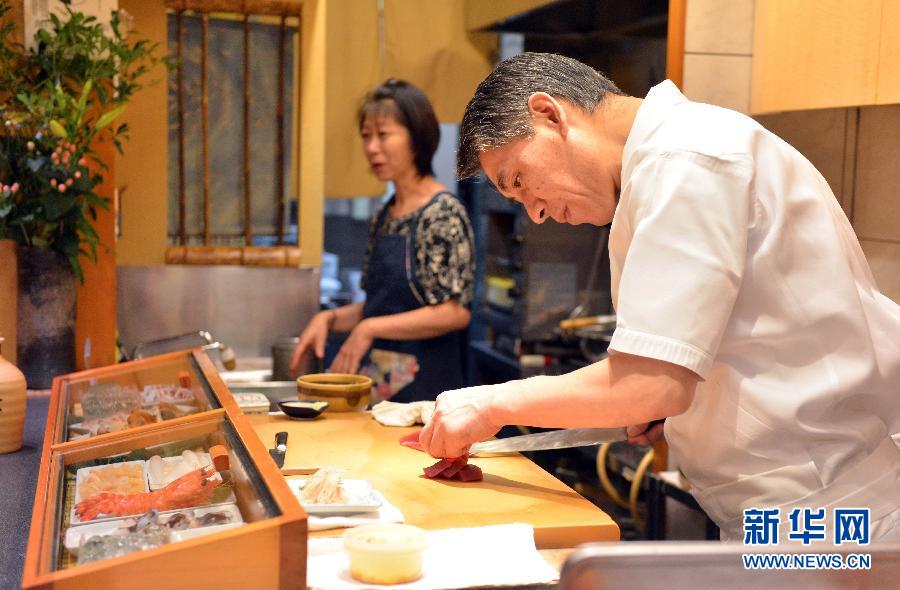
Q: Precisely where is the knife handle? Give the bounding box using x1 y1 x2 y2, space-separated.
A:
275 431 288 449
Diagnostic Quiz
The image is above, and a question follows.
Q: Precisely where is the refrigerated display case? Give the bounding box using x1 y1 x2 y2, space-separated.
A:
22 350 307 590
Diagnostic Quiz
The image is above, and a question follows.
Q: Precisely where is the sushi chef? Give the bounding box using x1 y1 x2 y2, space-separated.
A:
419 52 900 541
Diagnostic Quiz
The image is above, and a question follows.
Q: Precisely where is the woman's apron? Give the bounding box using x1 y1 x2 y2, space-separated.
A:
360 193 466 403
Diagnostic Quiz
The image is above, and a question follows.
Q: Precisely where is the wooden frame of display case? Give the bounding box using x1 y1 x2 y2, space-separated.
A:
22 349 307 590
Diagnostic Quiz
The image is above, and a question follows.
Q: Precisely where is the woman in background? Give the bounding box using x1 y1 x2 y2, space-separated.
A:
290 79 474 403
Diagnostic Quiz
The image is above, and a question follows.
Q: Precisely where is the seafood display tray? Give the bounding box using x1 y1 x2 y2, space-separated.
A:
23 348 308 590
64 504 245 554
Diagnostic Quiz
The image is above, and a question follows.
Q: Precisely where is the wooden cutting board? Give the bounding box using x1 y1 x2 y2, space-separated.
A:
248 411 619 548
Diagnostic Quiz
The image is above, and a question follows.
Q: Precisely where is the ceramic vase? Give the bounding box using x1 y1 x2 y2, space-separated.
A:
17 246 76 389
0 336 27 453
0 240 16 365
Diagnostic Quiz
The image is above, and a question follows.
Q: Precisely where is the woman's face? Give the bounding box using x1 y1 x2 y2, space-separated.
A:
360 109 416 182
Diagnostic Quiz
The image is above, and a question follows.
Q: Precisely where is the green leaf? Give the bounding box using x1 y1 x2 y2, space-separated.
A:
42 193 77 221
94 105 126 130
49 119 68 138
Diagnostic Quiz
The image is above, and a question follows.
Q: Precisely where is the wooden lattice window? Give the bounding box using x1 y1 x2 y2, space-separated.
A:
164 2 300 265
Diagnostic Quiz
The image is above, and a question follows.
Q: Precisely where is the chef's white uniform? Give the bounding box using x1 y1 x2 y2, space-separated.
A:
608 81 900 541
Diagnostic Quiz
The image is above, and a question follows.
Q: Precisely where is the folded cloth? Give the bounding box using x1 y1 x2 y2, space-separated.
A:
307 523 559 589
370 400 435 427
307 491 405 532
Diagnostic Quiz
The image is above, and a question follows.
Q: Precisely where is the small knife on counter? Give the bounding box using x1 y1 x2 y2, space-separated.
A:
468 427 627 456
269 431 288 468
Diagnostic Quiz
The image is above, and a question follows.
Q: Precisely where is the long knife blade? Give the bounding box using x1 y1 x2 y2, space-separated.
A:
469 427 627 456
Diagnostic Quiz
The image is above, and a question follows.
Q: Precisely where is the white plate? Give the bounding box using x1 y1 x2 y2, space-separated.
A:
287 478 382 515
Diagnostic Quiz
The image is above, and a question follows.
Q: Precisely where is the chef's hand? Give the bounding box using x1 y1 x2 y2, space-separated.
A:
329 319 374 375
419 385 505 459
290 311 333 374
626 420 665 446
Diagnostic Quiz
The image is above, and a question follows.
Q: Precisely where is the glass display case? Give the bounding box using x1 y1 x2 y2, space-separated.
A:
22 350 306 590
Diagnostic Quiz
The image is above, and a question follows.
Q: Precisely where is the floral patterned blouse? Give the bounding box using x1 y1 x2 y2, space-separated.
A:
361 192 475 308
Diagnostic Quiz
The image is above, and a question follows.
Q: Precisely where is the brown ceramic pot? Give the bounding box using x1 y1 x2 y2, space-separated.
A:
0 337 27 453
296 373 373 412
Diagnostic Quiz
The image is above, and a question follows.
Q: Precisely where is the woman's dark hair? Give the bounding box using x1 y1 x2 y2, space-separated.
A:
358 79 440 178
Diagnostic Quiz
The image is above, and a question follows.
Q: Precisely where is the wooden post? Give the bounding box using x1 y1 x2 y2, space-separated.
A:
201 12 211 245
177 10 187 245
275 14 286 245
666 0 686 88
75 140 117 370
243 12 252 246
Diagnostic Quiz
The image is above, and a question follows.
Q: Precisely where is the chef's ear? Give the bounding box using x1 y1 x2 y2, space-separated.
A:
527 92 569 138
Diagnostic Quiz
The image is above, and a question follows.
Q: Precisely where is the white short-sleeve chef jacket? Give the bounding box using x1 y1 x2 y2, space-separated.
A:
609 81 900 540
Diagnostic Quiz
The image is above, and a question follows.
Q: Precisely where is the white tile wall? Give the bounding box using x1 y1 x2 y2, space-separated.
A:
685 0 755 55
860 240 900 304
852 104 900 242
754 108 851 213
683 54 752 113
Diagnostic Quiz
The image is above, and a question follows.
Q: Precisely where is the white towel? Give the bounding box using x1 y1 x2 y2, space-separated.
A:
307 523 559 589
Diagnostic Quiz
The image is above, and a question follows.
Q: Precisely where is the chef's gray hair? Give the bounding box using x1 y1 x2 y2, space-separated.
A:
457 52 625 179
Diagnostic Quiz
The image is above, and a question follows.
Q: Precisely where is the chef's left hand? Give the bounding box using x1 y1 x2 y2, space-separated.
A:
329 320 374 375
419 384 505 458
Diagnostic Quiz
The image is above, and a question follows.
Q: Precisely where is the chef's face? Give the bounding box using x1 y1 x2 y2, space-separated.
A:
360 108 416 182
478 97 619 227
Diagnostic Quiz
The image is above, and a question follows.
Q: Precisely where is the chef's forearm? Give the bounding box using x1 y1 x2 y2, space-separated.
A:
488 352 698 429
362 301 470 340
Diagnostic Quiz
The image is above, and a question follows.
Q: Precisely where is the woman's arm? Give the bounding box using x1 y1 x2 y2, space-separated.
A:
328 300 470 374
364 300 470 340
330 302 365 332
289 302 365 373
419 352 699 458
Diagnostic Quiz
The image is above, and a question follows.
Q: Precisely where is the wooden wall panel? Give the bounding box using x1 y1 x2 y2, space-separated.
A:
877 0 900 103
116 0 170 265
751 0 882 114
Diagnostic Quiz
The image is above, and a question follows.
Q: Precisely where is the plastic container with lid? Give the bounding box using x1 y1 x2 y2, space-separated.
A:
343 523 428 585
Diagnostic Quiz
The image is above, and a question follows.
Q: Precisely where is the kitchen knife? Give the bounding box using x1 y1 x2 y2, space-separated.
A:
269 431 288 468
468 427 627 456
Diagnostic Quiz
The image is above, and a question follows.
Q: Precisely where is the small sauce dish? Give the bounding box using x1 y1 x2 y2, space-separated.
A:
278 399 329 420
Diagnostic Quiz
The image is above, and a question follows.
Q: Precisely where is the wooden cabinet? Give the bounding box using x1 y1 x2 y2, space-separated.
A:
22 350 306 590
751 0 883 113
675 0 900 114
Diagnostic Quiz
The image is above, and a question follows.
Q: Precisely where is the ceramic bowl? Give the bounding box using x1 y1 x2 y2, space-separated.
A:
296 373 372 412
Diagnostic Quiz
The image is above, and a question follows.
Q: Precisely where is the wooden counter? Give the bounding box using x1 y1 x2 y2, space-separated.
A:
248 411 619 548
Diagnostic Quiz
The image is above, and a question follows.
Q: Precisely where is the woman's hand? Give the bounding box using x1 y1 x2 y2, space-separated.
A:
329 319 375 375
418 384 506 458
289 311 333 374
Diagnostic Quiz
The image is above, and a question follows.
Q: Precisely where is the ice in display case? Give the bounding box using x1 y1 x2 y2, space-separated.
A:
22 350 307 590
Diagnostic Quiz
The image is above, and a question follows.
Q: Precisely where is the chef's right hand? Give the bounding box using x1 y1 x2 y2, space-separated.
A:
419 385 505 459
289 311 332 374
626 420 665 446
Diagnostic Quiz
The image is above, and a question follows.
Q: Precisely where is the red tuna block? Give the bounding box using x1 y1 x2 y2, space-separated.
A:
456 464 483 482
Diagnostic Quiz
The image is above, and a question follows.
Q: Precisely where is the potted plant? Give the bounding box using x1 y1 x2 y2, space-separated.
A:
0 1 163 387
